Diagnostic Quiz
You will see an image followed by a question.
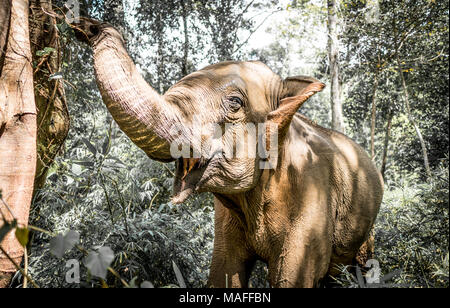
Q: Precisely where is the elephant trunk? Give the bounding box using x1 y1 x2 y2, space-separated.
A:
73 18 182 162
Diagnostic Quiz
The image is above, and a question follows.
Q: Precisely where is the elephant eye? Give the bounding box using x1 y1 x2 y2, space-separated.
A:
228 96 243 111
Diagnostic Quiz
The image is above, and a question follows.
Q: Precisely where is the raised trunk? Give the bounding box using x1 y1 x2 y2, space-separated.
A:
0 0 37 288
73 19 185 162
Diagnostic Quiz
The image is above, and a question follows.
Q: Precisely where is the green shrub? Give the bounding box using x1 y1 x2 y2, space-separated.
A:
374 160 449 288
334 160 449 288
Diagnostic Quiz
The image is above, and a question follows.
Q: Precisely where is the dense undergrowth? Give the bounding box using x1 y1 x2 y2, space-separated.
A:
373 162 449 288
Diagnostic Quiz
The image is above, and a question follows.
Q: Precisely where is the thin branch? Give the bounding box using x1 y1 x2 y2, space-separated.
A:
23 247 28 288
0 246 39 288
0 197 15 219
232 9 283 55
162 163 175 177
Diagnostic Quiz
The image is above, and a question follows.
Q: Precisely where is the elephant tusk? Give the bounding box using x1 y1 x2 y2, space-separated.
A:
181 158 200 180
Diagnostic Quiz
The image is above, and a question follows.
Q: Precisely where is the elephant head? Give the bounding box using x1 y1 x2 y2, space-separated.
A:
74 19 325 204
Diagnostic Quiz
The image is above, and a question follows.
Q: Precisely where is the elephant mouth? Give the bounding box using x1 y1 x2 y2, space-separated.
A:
171 156 211 204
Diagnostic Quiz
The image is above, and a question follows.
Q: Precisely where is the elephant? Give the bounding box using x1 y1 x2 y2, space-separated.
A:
73 18 383 288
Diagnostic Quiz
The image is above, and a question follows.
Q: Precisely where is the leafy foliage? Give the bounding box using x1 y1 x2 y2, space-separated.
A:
374 162 449 287
84 247 115 279
341 0 449 175
49 230 79 258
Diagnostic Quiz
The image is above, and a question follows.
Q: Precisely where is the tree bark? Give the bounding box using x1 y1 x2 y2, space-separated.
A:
0 0 37 288
370 72 379 160
0 1 11 74
327 0 344 132
181 0 189 76
381 107 393 178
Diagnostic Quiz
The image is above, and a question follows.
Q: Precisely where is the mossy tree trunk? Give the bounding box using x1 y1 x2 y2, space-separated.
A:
29 0 70 194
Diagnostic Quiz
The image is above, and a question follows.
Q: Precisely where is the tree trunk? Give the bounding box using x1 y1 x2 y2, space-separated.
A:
327 0 344 132
396 56 432 179
0 1 11 74
29 0 69 194
181 0 189 76
381 107 393 178
370 72 379 160
73 18 184 162
0 0 37 288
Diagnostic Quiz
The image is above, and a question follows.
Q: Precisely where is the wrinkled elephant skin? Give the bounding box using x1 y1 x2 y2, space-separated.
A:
73 19 383 288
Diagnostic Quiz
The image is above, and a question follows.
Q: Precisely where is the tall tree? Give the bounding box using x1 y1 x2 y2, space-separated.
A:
341 0 448 176
381 107 393 178
0 0 37 287
132 0 264 91
391 3 433 179
0 3 10 72
0 0 69 288
327 0 344 132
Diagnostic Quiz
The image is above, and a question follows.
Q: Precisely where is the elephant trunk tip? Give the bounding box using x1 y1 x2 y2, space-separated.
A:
171 186 194 205
71 17 103 44
171 194 187 205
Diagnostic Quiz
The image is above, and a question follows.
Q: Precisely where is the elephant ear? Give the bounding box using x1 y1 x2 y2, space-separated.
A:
266 76 325 141
280 75 324 99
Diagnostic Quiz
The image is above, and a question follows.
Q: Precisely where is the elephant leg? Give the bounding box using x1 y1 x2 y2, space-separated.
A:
208 248 255 288
355 228 375 267
208 198 255 288
268 227 332 288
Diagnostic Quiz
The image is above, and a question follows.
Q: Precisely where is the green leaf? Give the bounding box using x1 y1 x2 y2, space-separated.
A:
172 260 186 288
107 156 126 165
49 72 63 80
140 281 154 288
66 175 74 185
128 277 138 288
49 230 80 258
15 227 29 247
71 163 82 176
36 47 56 57
73 160 95 167
158 203 166 212
46 163 59 179
102 136 110 155
84 246 114 279
81 138 97 156
56 22 69 34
